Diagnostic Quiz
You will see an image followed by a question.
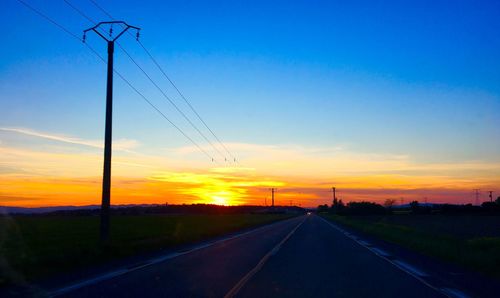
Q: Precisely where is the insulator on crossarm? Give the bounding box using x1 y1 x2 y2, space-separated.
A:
109 25 113 37
136 31 140 41
82 33 86 43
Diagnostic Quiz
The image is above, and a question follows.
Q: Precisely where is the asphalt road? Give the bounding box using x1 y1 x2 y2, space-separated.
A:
48 214 453 298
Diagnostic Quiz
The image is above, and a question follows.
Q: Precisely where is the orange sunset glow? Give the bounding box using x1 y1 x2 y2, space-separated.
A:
1 128 499 207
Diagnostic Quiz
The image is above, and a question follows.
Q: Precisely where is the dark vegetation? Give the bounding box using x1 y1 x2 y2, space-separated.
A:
319 198 500 279
0 204 301 287
318 197 500 216
3 203 304 216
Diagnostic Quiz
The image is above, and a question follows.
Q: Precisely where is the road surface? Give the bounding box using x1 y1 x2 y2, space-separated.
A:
44 214 459 298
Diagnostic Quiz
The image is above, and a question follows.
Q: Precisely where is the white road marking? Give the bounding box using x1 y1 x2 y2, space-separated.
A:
393 260 428 277
49 216 304 297
370 247 391 258
440 288 470 298
317 216 453 298
224 216 307 298
358 240 372 246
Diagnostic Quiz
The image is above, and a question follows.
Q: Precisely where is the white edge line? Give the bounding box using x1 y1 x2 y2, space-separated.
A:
223 216 308 298
317 216 453 298
370 247 391 258
49 216 304 297
393 260 429 277
440 287 469 298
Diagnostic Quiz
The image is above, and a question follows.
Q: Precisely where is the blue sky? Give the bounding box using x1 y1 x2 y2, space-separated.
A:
2 0 500 157
1 0 500 206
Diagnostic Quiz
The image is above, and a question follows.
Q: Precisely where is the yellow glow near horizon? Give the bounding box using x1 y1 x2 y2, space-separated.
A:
1 137 499 207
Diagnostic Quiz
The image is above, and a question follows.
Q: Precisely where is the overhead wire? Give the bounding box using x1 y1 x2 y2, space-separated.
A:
88 0 239 164
64 0 227 162
64 0 226 163
16 0 218 163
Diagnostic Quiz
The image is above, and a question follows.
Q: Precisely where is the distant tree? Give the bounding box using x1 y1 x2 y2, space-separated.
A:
343 201 387 215
409 201 420 214
337 199 346 213
496 197 500 205
317 204 329 213
331 198 345 214
384 199 396 209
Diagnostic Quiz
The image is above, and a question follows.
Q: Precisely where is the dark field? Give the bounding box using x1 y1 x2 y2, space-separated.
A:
0 213 292 286
371 214 500 239
324 214 500 279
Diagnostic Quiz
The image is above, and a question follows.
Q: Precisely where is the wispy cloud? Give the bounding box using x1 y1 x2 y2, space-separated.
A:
0 127 139 152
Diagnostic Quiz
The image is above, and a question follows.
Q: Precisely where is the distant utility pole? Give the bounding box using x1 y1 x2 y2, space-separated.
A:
473 189 480 206
332 187 336 204
270 188 276 207
83 21 140 242
489 191 493 202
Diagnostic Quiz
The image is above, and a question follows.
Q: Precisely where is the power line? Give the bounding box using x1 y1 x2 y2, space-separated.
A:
117 43 227 161
67 0 228 163
63 0 94 24
16 0 218 163
88 0 239 163
136 40 238 162
17 0 81 40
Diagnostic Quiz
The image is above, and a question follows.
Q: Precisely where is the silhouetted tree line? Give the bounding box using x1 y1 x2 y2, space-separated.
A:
318 197 500 216
15 204 305 217
318 200 387 215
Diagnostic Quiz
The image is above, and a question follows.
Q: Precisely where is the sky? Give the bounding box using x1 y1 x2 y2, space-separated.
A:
1 0 500 207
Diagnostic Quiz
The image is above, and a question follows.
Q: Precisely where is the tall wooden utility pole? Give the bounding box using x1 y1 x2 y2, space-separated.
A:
83 21 140 242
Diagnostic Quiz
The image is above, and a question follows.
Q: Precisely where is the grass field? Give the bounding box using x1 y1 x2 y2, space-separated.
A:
0 213 293 286
323 214 500 279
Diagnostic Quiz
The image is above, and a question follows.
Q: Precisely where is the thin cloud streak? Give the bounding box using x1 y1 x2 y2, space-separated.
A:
0 127 139 152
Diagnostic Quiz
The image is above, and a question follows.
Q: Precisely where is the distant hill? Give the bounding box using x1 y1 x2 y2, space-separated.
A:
0 204 306 215
0 205 100 214
0 204 154 214
392 203 437 209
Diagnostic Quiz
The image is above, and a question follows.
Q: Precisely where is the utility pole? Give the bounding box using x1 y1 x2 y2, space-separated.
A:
270 188 276 207
332 187 336 204
473 189 480 206
489 191 493 202
83 21 140 242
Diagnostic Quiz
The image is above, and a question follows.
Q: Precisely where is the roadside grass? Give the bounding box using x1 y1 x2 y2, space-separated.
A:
322 214 500 279
0 213 292 286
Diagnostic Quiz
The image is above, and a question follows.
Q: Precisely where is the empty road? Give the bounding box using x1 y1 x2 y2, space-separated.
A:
46 214 455 297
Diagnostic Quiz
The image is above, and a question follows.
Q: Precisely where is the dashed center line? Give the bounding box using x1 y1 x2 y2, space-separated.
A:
224 216 307 298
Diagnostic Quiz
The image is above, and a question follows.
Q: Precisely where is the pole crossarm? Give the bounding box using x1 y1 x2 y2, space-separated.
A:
83 21 140 42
